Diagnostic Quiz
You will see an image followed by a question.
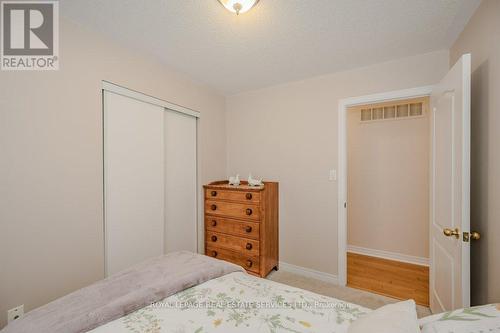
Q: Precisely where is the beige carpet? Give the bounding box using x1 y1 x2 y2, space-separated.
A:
267 270 432 318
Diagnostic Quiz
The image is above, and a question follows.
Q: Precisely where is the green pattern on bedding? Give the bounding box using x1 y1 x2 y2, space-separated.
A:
90 272 369 333
438 306 498 321
420 304 500 333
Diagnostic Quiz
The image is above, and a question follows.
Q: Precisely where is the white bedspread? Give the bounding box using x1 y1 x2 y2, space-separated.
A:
90 272 370 333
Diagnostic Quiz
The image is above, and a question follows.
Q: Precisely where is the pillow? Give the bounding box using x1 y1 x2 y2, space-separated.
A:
348 300 420 333
419 304 500 333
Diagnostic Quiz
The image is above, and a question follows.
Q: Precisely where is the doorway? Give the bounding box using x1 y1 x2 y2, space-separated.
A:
338 54 472 313
346 97 430 306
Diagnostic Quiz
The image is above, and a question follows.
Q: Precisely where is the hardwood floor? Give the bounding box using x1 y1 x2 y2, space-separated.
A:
347 252 429 306
269 270 432 318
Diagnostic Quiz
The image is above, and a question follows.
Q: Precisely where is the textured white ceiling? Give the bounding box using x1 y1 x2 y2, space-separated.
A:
61 0 480 94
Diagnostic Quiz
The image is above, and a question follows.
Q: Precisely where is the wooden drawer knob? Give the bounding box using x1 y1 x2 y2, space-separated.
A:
246 260 253 268
245 226 252 233
246 243 253 250
246 193 252 200
211 190 217 197
211 235 217 242
245 208 252 216
211 204 217 211
211 250 218 257
211 220 217 227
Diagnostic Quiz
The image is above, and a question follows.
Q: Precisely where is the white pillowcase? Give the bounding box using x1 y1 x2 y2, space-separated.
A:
348 300 420 333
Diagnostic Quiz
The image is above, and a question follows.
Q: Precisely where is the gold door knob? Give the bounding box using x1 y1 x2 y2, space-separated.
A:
470 231 481 240
443 228 460 239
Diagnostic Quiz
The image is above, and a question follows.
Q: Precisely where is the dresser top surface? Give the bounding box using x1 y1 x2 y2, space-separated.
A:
204 180 268 191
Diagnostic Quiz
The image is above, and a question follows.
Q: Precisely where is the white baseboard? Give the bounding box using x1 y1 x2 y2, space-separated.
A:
347 245 429 266
278 261 339 284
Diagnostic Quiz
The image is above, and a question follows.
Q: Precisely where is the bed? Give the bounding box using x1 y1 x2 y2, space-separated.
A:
90 271 369 333
1 251 498 333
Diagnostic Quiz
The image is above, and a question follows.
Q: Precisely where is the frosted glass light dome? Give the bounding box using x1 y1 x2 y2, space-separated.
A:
217 0 260 15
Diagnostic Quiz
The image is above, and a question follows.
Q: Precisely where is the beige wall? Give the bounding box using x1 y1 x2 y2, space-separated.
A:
0 19 226 328
226 50 449 275
450 0 500 305
347 103 429 259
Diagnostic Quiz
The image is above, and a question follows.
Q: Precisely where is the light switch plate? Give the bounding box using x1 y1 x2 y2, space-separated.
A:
329 169 337 181
7 305 23 323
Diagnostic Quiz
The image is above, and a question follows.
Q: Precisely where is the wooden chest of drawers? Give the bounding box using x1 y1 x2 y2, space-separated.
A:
204 180 279 277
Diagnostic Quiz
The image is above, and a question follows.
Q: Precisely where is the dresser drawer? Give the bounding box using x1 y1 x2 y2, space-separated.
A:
205 188 261 204
205 200 261 221
206 231 259 256
206 246 259 274
205 217 260 240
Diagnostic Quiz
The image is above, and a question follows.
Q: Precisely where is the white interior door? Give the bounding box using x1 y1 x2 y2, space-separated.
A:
104 91 165 276
164 110 198 253
430 54 471 312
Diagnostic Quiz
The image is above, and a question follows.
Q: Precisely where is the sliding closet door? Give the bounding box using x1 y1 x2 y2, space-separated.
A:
104 91 165 276
164 110 198 253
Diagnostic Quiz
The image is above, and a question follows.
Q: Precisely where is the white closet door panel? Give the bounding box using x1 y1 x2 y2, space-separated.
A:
164 111 197 253
104 92 165 276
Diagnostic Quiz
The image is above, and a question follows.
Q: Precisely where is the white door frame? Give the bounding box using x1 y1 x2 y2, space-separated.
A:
102 81 203 276
337 85 434 286
102 81 201 118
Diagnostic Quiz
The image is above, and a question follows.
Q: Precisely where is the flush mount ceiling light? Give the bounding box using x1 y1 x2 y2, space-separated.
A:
217 0 260 15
